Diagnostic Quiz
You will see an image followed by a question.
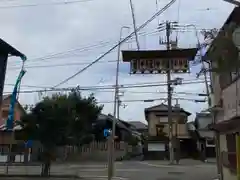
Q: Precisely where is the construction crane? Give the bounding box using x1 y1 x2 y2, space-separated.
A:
129 0 140 50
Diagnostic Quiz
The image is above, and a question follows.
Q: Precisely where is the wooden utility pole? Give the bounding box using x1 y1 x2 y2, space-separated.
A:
166 21 174 164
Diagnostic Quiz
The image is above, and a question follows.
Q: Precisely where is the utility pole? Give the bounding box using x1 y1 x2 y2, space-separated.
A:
108 26 129 180
166 21 174 164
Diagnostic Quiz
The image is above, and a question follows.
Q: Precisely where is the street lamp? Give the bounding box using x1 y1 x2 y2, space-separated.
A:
108 26 130 180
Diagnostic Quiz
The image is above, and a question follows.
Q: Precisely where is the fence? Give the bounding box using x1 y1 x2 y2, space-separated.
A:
0 141 130 176
56 141 129 162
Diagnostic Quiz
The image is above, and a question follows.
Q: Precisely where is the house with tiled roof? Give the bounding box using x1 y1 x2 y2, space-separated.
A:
143 103 197 160
0 94 26 146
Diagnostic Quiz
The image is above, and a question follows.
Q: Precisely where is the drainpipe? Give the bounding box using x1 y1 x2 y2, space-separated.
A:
236 132 240 180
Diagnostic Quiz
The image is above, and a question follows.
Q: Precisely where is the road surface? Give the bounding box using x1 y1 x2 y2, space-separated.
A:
0 160 218 180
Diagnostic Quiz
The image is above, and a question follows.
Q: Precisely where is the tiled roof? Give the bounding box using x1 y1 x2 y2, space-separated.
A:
145 103 191 116
97 114 131 132
128 121 148 130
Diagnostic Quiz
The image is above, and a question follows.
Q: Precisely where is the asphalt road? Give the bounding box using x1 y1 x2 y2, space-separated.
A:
0 160 218 180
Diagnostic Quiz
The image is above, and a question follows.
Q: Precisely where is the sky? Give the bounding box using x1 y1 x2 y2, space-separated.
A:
1 0 235 123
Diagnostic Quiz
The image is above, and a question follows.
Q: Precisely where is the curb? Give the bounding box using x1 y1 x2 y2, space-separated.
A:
0 174 81 179
0 174 128 180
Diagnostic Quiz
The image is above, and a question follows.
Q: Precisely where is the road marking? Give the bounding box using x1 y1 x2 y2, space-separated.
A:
78 168 107 171
116 169 141 172
137 162 187 169
81 175 128 180
67 165 108 168
138 162 174 168
78 168 141 172
138 161 216 169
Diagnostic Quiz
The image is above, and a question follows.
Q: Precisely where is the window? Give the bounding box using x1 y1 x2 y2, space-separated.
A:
2 111 8 119
231 70 239 81
206 139 215 147
156 124 165 137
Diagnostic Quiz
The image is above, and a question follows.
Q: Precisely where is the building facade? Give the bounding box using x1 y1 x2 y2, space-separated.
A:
144 103 196 160
206 7 240 180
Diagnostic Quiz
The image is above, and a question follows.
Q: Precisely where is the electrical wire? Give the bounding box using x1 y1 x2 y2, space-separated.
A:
7 29 160 67
7 27 209 69
68 89 206 96
124 90 204 96
4 78 208 91
97 97 205 103
52 0 177 88
3 80 207 94
5 83 51 89
8 60 118 70
5 77 207 88
19 96 206 107
0 0 95 9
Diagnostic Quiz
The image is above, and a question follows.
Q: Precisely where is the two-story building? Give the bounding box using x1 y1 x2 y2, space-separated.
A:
205 6 240 180
143 103 196 160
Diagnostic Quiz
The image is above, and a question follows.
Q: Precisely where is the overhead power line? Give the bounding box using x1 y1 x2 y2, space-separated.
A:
4 80 207 94
52 0 177 88
5 78 207 89
98 97 206 103
8 60 118 70
21 97 206 107
0 0 95 9
7 29 160 67
7 27 209 69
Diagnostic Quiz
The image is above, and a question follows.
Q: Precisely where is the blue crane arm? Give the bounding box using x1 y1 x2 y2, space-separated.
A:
6 56 27 131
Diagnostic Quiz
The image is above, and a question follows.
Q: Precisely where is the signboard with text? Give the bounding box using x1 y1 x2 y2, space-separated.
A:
122 49 197 74
130 58 189 74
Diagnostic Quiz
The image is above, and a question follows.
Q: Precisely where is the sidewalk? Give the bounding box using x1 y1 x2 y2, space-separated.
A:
142 158 216 166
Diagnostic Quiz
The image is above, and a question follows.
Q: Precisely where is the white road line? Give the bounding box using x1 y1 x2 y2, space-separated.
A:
81 175 129 180
78 168 107 171
138 162 173 168
78 168 141 172
137 162 187 169
116 169 141 172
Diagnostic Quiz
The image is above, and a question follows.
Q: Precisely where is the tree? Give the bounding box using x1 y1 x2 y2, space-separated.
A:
20 89 103 176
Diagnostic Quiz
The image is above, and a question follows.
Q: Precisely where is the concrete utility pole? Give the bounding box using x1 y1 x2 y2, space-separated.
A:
166 21 174 164
108 26 129 180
